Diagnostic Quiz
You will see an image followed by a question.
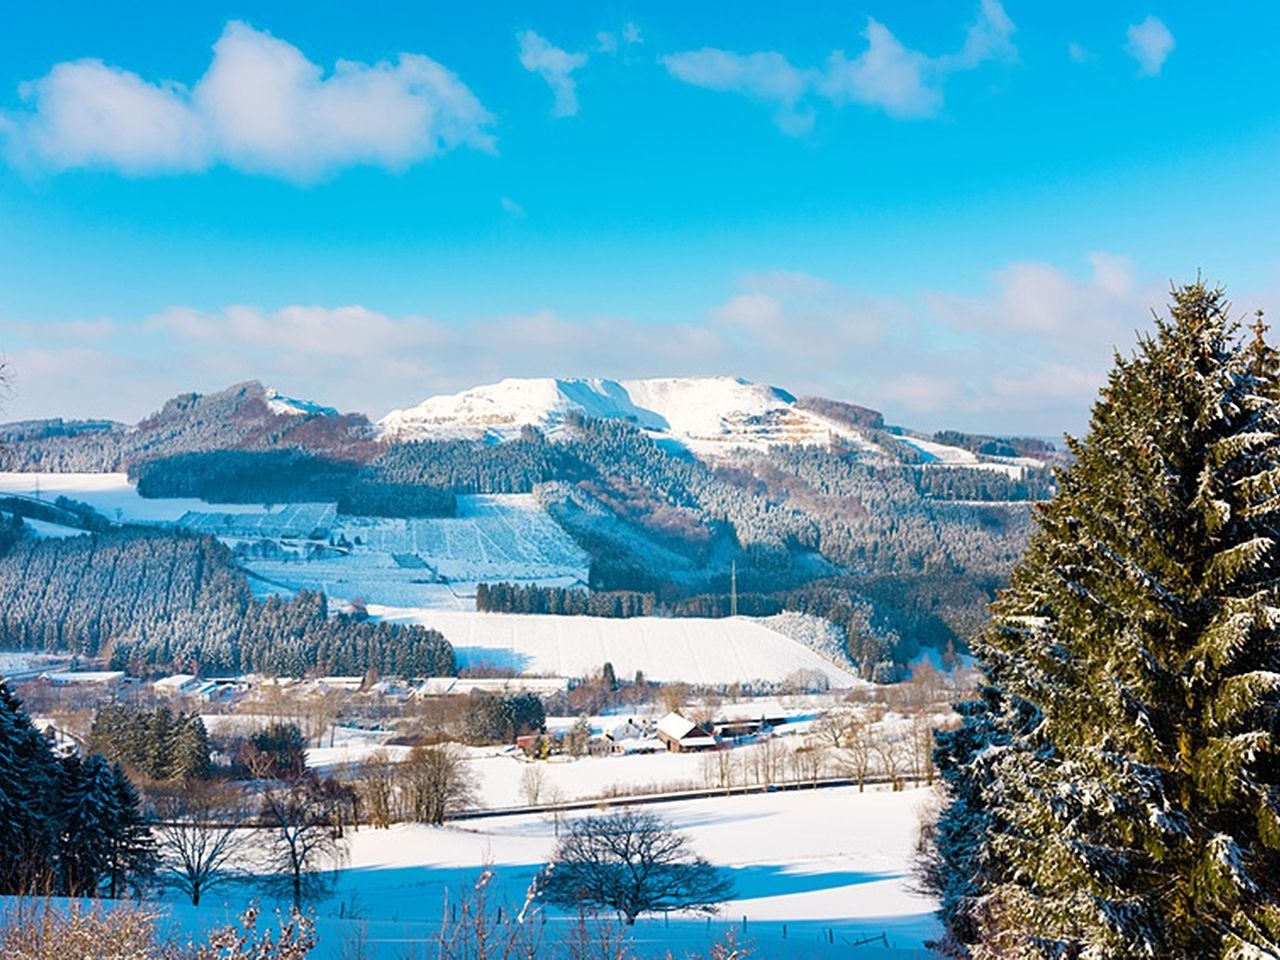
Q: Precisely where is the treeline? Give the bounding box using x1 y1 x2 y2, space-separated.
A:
88 706 212 782
0 682 153 897
473 579 906 678
0 380 376 472
463 691 547 743
0 494 113 532
129 450 456 519
911 465 1056 502
0 530 455 677
476 582 656 618
931 428 1058 460
368 432 578 493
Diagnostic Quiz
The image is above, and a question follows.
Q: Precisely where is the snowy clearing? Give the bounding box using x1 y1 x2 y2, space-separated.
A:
895 437 1035 479
8 785 937 959
244 494 589 607
369 607 860 686
0 472 273 524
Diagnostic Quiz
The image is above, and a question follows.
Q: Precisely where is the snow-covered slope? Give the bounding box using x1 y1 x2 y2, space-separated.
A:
264 387 338 418
379 376 878 455
369 607 861 687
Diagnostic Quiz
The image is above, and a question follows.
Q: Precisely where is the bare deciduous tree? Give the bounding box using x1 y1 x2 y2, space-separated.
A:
519 763 547 806
542 809 734 925
355 750 397 828
259 774 347 910
153 781 253 906
402 743 478 825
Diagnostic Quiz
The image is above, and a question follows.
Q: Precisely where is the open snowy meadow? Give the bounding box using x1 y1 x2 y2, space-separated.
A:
94 785 938 959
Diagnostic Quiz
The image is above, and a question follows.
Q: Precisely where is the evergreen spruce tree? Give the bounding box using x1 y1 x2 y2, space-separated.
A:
170 713 212 782
103 761 155 898
57 753 116 896
930 283 1280 957
0 682 61 893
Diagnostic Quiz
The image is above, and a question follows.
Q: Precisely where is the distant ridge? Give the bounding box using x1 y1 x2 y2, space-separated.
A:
378 375 879 455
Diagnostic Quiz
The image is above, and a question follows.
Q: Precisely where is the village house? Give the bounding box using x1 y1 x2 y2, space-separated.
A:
656 712 718 752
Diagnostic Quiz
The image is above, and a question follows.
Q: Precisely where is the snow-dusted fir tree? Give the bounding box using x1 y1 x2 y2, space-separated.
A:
929 282 1280 957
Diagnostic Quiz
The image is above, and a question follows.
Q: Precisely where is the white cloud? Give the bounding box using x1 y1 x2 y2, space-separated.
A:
4 21 494 182
660 49 815 134
12 61 210 174
0 254 1184 437
1125 16 1174 76
664 1 1015 130
500 196 525 217
517 30 588 118
596 32 619 55
622 23 643 46
820 20 940 119
1067 41 1095 64
944 0 1018 70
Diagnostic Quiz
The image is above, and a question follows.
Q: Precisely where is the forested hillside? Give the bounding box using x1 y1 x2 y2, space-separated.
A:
0 530 454 677
0 381 375 471
0 376 1059 668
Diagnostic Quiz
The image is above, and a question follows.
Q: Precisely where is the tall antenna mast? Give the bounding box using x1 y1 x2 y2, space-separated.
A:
730 559 738 618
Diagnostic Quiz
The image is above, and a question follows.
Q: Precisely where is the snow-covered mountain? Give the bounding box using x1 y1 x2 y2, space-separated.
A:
264 387 339 418
378 376 877 454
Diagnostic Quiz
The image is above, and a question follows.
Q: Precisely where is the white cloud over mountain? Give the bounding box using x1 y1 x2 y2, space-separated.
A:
3 21 494 182
0 253 1178 437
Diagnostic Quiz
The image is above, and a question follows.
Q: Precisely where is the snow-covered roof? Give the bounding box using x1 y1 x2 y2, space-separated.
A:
606 719 644 740
153 673 197 690
657 712 697 740
415 676 571 697
41 670 124 684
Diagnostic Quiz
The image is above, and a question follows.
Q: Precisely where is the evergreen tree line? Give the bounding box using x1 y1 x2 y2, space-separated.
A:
911 465 1056 502
473 579 905 679
0 380 375 472
475 581 657 618
128 449 457 519
926 284 1280 956
0 682 154 897
0 494 113 532
930 429 1058 461
463 691 547 743
89 706 212 782
0 529 455 677
367 429 578 494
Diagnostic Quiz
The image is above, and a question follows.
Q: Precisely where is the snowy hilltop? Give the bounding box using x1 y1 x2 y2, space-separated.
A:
378 375 875 454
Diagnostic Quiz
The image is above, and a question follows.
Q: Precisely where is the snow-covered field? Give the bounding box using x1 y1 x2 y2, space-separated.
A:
309 786 939 958
370 607 860 686
332 495 588 582
245 494 588 607
12 786 936 959
896 437 1036 479
0 472 276 523
0 650 71 678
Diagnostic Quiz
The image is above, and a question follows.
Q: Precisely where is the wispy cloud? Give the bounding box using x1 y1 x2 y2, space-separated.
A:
517 30 589 118
1125 16 1175 76
3 21 494 182
660 49 815 134
596 22 642 56
663 1 1015 132
1067 42 1095 64
0 253 1181 437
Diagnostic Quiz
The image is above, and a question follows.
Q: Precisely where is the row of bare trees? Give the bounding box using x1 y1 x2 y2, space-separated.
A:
352 744 479 828
698 707 948 793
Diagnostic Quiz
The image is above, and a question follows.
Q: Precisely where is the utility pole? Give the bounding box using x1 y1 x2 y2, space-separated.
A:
730 559 738 617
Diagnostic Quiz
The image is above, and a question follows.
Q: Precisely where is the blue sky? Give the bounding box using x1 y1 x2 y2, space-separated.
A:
0 1 1277 436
